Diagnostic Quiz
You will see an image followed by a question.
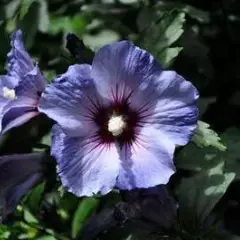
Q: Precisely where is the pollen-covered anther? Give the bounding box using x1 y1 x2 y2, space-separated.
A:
108 115 126 136
3 87 16 100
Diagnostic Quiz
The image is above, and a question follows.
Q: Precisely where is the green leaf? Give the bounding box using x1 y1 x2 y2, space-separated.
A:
41 133 51 146
230 235 240 240
5 0 21 19
139 10 185 68
24 182 45 215
119 0 138 4
156 46 182 68
36 236 57 240
83 29 120 51
55 192 79 221
43 70 56 83
71 15 87 34
0 24 10 62
176 143 220 171
192 121 226 151
155 1 210 23
178 160 235 235
153 11 185 50
181 4 210 23
49 16 71 35
19 0 34 20
49 14 86 35
220 128 240 180
137 8 156 32
0 225 10 239
18 0 49 47
71 197 99 238
177 127 240 181
19 1 39 48
37 0 49 33
23 208 39 224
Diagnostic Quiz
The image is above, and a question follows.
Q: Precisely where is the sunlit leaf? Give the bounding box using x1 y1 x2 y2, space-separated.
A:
71 15 87 34
24 182 45 215
37 0 49 33
0 225 10 239
71 197 99 238
43 70 56 83
152 11 185 49
49 16 71 35
49 14 86 35
220 128 240 180
192 121 226 151
19 1 39 48
5 0 21 19
19 0 49 47
178 160 235 235
155 1 210 23
23 208 39 224
176 143 220 171
139 10 185 68
36 236 57 240
119 0 139 4
19 0 34 19
83 29 120 51
157 46 182 68
178 126 240 183
40 133 51 146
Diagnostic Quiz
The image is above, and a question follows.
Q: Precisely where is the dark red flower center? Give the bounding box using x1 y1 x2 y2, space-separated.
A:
93 99 140 146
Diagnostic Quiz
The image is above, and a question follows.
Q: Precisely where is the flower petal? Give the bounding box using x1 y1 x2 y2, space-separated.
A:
15 66 46 98
137 186 176 230
1 109 39 134
92 40 162 102
0 153 45 220
92 41 198 146
0 98 9 133
0 75 18 89
6 30 34 77
3 172 43 219
1 96 39 134
39 64 103 137
116 126 175 190
4 96 38 110
0 30 46 135
0 153 45 191
52 124 120 196
4 30 46 96
117 185 176 231
151 71 199 146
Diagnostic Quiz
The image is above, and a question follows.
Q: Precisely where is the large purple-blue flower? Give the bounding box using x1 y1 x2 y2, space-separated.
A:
0 30 46 134
39 41 199 196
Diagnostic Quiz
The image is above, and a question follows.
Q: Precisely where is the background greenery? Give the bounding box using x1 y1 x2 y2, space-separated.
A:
1 0 240 239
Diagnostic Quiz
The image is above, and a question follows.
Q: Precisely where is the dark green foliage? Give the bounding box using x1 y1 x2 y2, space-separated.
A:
1 0 240 239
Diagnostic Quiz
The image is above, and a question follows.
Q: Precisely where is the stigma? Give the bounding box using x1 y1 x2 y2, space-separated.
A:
3 87 16 100
108 115 126 136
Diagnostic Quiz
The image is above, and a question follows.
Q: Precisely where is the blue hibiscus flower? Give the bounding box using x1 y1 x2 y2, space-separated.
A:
0 30 46 134
39 41 199 196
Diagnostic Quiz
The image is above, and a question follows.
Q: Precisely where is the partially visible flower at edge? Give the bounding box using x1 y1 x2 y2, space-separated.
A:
80 185 177 240
39 40 199 197
118 185 177 231
0 152 47 223
0 29 47 134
